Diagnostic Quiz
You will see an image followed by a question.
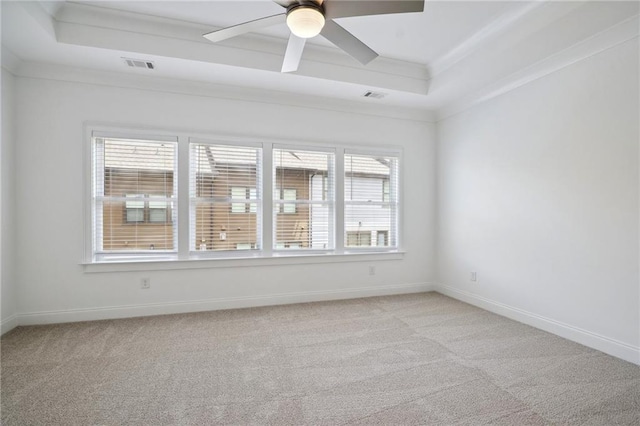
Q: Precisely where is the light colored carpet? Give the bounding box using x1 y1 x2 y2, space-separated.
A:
1 292 638 425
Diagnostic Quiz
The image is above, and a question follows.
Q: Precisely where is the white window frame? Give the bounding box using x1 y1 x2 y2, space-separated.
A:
84 125 403 270
272 145 336 253
189 138 263 258
89 131 178 262
343 149 401 252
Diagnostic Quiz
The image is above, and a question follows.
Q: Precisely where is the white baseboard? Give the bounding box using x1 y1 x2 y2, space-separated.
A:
435 283 640 366
16 282 435 327
1 314 19 335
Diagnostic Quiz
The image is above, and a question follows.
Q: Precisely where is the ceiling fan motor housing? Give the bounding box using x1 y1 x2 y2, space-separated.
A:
286 0 325 15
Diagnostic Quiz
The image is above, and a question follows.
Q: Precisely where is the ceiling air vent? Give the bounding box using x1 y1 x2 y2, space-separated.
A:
123 58 155 70
362 91 386 99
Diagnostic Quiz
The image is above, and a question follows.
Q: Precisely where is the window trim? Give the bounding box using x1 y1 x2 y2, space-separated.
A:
189 139 263 255
343 150 400 251
272 146 336 252
90 133 178 259
84 125 403 267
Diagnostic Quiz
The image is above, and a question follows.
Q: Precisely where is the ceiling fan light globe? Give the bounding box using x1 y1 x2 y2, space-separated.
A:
286 7 325 38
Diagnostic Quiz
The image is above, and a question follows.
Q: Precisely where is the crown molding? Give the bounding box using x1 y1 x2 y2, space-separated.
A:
436 13 640 121
14 60 436 123
428 0 548 77
20 0 57 39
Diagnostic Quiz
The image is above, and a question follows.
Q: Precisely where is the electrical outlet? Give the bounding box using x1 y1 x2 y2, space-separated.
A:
140 278 150 289
470 272 477 282
369 266 376 276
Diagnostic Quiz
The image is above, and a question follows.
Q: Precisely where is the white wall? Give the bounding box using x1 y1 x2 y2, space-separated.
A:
437 39 639 363
12 73 436 324
1 68 17 333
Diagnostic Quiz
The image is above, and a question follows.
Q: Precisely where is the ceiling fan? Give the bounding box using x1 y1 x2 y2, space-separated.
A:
203 0 425 73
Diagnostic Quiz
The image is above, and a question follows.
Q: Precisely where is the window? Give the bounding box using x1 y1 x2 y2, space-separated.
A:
236 243 255 250
125 194 145 223
345 153 399 249
383 179 390 203
148 200 170 223
231 187 257 214
88 128 400 264
376 230 388 246
282 188 297 214
123 195 171 224
190 142 261 252
347 231 372 247
273 148 334 250
323 176 329 201
92 137 177 255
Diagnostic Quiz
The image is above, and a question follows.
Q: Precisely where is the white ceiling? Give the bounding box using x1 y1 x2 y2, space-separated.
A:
2 1 638 116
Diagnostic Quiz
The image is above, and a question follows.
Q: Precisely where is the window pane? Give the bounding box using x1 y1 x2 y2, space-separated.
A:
282 188 297 214
345 153 398 249
347 231 372 247
148 200 169 223
190 143 261 251
383 179 390 203
126 208 144 223
94 138 177 253
149 208 168 223
273 148 334 250
377 231 388 246
231 187 247 214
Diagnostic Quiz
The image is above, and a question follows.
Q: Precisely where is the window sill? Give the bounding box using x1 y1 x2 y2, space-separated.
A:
82 251 406 273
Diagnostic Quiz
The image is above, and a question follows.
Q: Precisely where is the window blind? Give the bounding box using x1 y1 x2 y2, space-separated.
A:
344 153 398 248
190 143 262 252
93 137 177 253
273 148 334 250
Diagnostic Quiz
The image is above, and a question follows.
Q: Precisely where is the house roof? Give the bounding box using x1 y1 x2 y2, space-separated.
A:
105 139 392 177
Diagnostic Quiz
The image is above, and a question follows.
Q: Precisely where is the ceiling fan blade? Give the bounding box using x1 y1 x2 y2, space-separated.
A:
320 20 378 65
272 0 292 7
281 34 307 72
203 14 286 43
324 0 424 19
